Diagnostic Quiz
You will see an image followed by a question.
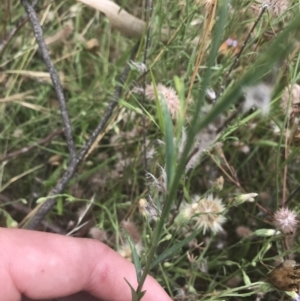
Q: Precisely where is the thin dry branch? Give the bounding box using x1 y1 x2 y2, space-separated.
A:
21 0 77 161
19 42 139 230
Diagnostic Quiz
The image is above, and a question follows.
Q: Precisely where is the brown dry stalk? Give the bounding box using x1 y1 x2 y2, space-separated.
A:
44 25 73 46
0 90 33 103
78 0 145 38
77 0 169 41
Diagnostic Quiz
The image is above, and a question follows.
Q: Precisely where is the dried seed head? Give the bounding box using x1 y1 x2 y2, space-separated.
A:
118 241 143 262
175 194 227 234
226 275 242 288
211 176 224 191
273 207 298 234
89 227 108 242
236 226 253 238
147 166 167 194
122 220 141 244
175 202 199 225
195 194 226 234
138 198 159 221
281 84 300 119
118 243 132 261
259 0 289 16
145 83 180 119
243 83 272 115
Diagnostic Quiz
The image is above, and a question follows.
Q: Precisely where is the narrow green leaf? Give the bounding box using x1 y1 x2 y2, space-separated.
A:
127 235 142 282
161 95 175 189
150 230 200 269
124 278 139 301
242 269 252 286
150 1 229 269
173 75 186 139
0 208 18 228
149 69 165 133
56 197 63 215
124 278 146 301
36 194 84 204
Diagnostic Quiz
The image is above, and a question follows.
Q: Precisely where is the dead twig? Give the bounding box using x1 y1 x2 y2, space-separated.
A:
21 0 77 161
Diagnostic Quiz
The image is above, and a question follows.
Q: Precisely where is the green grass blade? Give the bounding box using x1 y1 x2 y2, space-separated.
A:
150 230 201 269
169 0 228 203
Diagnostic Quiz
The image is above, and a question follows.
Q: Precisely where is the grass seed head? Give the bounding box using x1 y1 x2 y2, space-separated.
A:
145 83 180 119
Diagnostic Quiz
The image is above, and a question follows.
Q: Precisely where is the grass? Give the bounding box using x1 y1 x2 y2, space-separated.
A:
1 0 300 300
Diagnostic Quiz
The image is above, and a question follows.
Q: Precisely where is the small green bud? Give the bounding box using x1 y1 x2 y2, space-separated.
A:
254 229 281 237
233 193 258 206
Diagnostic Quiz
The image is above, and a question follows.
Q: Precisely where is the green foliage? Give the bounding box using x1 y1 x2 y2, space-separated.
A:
2 0 300 300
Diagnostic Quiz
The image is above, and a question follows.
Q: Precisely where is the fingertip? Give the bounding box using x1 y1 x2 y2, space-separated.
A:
84 240 172 301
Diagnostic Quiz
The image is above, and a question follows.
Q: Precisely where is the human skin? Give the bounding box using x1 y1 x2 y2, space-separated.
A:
0 228 172 301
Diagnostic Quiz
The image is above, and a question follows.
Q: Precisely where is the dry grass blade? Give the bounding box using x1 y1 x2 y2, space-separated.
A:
187 0 217 100
0 90 33 103
5 70 65 86
0 89 49 112
83 108 121 161
0 164 44 193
